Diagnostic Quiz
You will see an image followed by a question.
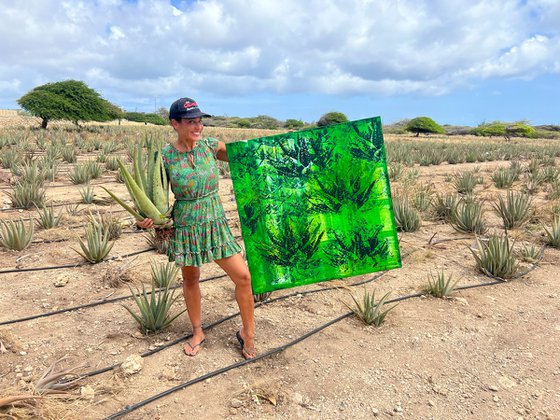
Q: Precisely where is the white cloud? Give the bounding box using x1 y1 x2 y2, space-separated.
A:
0 0 558 110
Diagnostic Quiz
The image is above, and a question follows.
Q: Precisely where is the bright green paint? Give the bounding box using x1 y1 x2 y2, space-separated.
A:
226 117 401 294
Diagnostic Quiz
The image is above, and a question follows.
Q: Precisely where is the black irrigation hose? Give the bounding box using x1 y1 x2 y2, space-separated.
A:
0 248 153 275
82 270 391 379
104 277 508 419
0 273 228 326
103 311 353 420
82 251 420 379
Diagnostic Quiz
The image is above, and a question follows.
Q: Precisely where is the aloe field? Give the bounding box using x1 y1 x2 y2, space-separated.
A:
1 117 559 419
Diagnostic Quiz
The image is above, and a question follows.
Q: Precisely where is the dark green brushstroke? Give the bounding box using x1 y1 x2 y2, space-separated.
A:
226 117 401 294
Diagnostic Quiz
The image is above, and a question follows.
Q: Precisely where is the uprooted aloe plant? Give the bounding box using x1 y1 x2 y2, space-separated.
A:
34 356 84 394
102 141 172 228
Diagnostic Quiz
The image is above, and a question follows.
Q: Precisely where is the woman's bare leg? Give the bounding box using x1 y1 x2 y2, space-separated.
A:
215 253 255 358
181 265 205 355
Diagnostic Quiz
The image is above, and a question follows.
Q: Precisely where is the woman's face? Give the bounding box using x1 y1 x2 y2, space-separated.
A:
175 117 204 142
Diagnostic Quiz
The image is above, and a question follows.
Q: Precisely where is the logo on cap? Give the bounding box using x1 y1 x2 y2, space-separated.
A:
183 101 198 110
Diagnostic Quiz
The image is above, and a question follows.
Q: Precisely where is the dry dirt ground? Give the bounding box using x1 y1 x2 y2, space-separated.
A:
0 147 559 419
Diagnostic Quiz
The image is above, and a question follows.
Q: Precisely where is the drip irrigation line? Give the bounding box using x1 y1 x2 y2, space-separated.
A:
83 311 240 378
104 276 508 419
103 312 353 420
0 248 153 275
0 273 228 327
81 259 413 379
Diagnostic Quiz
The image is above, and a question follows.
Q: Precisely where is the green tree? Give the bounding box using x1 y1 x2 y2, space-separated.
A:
250 115 280 129
124 112 167 126
317 112 348 127
285 119 305 130
505 121 536 140
405 117 445 136
17 80 117 129
470 122 507 138
235 118 252 128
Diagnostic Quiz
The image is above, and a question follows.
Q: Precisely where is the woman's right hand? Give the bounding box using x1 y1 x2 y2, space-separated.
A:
137 218 154 229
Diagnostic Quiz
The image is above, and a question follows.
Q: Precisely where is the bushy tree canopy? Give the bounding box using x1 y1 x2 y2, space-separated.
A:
471 121 536 141
284 119 305 130
124 112 167 126
405 117 445 136
317 112 348 127
17 80 118 129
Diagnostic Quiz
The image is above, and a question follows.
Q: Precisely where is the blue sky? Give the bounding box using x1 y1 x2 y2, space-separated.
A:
0 0 559 126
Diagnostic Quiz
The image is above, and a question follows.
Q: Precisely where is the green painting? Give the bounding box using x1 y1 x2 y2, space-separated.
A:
226 117 401 294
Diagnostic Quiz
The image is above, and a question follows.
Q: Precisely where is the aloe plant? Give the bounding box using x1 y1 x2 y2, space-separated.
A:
103 142 171 228
123 283 186 333
393 195 421 232
8 179 46 209
150 260 180 288
69 163 93 185
471 234 518 279
544 216 560 248
61 147 77 164
73 221 115 263
431 192 458 222
36 203 63 229
344 289 397 327
491 167 517 189
424 270 458 298
492 190 532 229
450 198 486 234
519 242 544 263
80 186 95 204
0 218 34 251
453 170 480 194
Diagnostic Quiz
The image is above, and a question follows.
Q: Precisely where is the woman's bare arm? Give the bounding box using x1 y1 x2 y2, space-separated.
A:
216 141 229 162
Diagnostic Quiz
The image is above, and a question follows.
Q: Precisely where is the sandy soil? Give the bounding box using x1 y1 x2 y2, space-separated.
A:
0 151 559 420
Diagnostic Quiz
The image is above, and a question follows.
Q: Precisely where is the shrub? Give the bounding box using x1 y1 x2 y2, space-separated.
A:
317 112 348 127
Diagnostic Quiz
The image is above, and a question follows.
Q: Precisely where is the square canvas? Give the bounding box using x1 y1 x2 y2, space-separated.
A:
226 117 401 294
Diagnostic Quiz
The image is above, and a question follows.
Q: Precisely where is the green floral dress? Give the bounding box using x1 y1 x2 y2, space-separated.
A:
162 138 241 267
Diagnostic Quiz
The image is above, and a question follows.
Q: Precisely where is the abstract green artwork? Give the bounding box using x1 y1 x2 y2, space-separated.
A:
226 117 401 294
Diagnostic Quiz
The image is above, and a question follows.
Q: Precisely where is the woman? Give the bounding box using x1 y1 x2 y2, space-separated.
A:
137 97 255 359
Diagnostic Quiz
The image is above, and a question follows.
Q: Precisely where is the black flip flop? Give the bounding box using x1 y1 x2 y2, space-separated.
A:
184 338 205 356
236 331 255 360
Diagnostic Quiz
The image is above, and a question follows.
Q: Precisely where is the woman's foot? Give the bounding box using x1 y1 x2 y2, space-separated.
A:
184 328 205 356
236 330 256 359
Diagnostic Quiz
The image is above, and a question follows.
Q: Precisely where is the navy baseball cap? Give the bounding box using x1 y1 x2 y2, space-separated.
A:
169 97 211 120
